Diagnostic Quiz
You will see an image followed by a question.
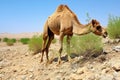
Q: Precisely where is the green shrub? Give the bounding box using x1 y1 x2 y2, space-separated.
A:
28 35 43 54
11 38 16 43
107 15 120 39
64 33 103 58
6 39 14 46
0 38 1 42
3 37 9 42
20 38 30 44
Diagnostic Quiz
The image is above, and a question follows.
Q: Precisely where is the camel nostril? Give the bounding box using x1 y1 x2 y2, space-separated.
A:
103 32 108 38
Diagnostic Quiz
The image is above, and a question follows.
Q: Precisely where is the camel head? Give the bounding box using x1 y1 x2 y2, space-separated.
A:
90 19 108 38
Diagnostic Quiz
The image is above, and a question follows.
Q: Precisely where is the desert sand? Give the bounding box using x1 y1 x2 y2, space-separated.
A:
0 32 120 80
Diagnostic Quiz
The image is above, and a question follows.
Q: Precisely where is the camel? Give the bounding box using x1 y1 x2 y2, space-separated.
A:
41 4 108 64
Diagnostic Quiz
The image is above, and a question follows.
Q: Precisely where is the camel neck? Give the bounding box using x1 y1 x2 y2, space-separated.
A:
73 23 92 35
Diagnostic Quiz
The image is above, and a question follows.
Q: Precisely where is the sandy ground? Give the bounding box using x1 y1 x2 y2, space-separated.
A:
0 33 120 80
0 32 41 39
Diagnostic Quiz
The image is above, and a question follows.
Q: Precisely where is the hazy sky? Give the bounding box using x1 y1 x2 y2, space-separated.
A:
0 0 120 33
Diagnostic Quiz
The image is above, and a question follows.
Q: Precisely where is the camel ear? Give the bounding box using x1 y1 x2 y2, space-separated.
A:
92 19 96 27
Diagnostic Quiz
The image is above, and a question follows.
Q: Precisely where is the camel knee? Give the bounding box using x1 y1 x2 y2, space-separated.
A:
41 47 49 62
59 47 63 54
43 33 48 40
43 47 49 61
41 48 45 53
41 47 48 53
42 33 48 50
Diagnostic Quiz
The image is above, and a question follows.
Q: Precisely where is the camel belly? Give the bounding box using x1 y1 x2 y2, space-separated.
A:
48 21 60 35
48 18 60 35
48 20 73 35
49 25 73 35
49 26 60 35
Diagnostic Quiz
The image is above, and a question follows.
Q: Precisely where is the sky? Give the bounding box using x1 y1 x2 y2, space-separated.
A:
0 0 120 33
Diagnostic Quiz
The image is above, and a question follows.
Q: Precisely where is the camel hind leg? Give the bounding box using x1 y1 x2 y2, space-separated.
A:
45 31 54 63
41 33 48 62
41 21 49 63
41 27 54 64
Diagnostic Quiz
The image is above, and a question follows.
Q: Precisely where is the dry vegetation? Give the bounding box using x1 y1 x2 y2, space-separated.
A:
107 15 120 39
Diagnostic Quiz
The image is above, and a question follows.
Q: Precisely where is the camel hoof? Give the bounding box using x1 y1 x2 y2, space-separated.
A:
45 62 49 67
56 60 62 66
47 60 52 64
45 60 52 66
49 60 53 64
58 60 61 64
40 59 43 63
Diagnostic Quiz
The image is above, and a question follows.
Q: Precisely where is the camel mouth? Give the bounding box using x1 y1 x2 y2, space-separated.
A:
102 32 108 38
103 35 107 38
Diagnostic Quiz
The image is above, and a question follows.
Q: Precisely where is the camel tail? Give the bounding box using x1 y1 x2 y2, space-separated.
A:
42 20 49 39
42 20 53 39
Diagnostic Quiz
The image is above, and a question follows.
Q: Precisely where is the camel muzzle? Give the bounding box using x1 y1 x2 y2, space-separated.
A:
103 32 108 38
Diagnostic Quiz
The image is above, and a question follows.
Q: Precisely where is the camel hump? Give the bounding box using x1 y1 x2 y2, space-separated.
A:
56 4 72 12
56 4 65 12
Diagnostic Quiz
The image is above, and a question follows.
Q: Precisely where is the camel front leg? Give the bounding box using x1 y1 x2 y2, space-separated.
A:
66 35 72 62
58 32 64 64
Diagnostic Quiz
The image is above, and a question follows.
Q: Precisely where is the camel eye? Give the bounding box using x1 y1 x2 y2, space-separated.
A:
96 26 101 31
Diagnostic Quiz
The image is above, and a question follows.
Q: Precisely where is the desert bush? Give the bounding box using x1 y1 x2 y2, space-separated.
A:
0 38 1 42
6 39 14 46
107 15 120 39
3 37 9 42
20 38 30 44
28 35 42 54
11 38 16 43
64 33 103 58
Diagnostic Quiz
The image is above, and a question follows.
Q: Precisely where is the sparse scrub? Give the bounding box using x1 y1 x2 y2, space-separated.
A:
6 39 15 46
11 38 16 43
0 38 1 42
107 15 120 39
28 35 42 54
64 33 103 58
3 37 9 42
20 38 30 44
